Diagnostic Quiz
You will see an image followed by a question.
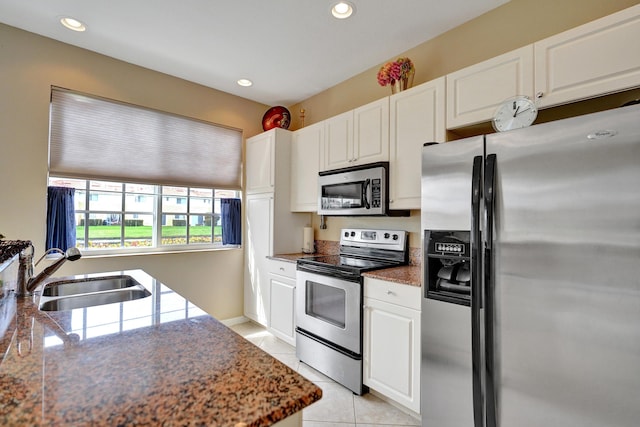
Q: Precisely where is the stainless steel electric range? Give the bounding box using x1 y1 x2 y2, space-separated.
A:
295 228 409 395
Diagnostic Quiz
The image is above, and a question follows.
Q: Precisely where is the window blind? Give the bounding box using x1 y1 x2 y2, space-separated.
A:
49 87 242 189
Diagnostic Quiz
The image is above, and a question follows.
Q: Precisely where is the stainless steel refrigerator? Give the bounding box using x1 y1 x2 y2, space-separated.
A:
420 103 640 427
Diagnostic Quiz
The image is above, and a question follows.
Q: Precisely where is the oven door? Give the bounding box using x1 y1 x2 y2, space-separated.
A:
295 270 362 354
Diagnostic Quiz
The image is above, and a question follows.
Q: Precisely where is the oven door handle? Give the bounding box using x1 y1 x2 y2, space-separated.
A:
362 179 371 209
297 263 361 282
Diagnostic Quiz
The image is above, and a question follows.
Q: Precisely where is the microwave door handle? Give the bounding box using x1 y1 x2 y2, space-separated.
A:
362 179 371 209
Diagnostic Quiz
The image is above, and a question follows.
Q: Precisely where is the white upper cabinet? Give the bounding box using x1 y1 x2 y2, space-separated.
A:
323 110 354 170
322 98 389 171
353 97 390 166
445 5 640 129
389 77 446 210
534 4 640 108
446 45 534 129
290 121 324 212
246 130 276 194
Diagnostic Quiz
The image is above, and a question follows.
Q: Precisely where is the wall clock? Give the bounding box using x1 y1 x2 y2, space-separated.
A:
492 95 538 132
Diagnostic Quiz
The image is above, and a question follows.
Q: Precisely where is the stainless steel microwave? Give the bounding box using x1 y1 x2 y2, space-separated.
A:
318 162 390 216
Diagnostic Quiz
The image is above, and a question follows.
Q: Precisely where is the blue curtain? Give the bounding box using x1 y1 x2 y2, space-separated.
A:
46 187 76 251
221 198 241 245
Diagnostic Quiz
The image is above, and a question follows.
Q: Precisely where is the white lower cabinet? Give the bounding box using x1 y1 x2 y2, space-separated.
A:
268 260 297 346
363 278 421 414
244 193 274 326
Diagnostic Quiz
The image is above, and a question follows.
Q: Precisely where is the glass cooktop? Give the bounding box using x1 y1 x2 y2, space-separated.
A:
300 255 398 270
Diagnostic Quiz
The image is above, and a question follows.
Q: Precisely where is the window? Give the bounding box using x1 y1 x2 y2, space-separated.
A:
47 87 243 254
49 177 240 252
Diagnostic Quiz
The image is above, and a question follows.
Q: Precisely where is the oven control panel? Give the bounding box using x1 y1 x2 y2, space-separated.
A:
340 228 407 251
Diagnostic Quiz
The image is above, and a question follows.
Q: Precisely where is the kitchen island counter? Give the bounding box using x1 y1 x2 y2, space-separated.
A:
0 269 321 426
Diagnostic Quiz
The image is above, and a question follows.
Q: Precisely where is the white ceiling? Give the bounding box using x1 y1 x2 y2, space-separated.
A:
0 0 510 106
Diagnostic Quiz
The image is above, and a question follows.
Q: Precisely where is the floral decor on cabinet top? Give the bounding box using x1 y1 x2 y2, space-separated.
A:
377 57 415 89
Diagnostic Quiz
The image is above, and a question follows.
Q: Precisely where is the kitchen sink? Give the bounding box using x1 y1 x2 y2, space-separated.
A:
39 288 151 311
42 275 141 297
39 274 152 312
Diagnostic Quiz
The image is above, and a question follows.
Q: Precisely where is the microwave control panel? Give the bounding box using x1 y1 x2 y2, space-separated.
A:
371 179 381 208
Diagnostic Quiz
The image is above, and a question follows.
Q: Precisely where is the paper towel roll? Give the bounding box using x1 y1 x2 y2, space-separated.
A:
302 227 314 254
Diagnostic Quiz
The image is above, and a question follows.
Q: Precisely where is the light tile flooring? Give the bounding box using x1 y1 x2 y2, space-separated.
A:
229 321 421 427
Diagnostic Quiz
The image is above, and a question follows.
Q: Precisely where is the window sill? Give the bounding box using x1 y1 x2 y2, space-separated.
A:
76 245 241 259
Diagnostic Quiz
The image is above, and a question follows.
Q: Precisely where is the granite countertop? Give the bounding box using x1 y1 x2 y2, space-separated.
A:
270 253 422 287
362 265 421 287
0 269 321 426
0 240 31 265
267 253 315 263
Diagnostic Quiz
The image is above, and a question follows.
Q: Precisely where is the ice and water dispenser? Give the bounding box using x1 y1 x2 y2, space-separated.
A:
424 230 471 306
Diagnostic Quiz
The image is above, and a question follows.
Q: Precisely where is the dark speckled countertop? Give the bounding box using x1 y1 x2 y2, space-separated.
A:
0 269 321 426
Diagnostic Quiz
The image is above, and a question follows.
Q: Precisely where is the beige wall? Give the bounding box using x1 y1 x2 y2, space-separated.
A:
0 23 268 320
290 0 640 248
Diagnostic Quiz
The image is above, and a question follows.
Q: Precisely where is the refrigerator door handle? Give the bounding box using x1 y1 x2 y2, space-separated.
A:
470 155 484 427
484 153 497 427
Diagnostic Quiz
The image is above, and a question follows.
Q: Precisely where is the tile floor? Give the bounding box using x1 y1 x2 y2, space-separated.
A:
229 321 421 427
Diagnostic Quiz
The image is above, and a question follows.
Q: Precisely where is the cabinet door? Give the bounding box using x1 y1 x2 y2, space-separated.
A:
323 110 354 171
363 296 421 413
291 122 323 212
535 4 640 108
389 78 445 210
446 45 534 129
269 273 296 346
244 193 273 326
353 98 389 166
246 131 275 194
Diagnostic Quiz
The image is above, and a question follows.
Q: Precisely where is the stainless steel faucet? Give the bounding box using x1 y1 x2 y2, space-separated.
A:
17 244 82 296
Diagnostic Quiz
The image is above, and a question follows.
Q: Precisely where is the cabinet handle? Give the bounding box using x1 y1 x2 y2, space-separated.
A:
536 91 544 99
386 290 395 296
279 267 285 271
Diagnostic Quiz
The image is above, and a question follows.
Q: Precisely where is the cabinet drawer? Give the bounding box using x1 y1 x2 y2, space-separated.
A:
267 259 297 278
364 278 421 311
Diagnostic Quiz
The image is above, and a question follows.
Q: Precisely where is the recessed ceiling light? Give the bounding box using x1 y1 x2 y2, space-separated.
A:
237 79 253 87
331 2 354 19
60 17 86 32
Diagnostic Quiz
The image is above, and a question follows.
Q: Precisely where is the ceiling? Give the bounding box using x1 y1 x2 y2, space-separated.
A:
0 0 510 106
